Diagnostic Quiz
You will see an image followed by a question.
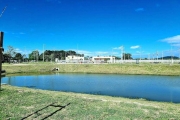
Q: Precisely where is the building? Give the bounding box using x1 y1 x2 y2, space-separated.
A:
92 56 115 63
66 55 84 63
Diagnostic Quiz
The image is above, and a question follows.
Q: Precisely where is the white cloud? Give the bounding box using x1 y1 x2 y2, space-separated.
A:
135 8 144 12
15 48 23 53
161 35 180 47
130 45 140 49
67 48 119 57
113 46 124 50
172 44 180 47
77 50 92 56
135 50 145 54
76 50 111 56
79 50 120 56
112 52 119 55
95 51 109 55
14 48 32 55
15 48 20 51
10 32 26 35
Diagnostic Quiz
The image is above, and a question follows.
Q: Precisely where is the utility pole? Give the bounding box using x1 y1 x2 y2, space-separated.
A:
156 51 158 61
162 51 163 62
148 53 150 60
0 32 4 90
36 50 38 63
171 45 173 64
140 47 142 60
120 46 124 63
0 6 7 90
43 44 44 62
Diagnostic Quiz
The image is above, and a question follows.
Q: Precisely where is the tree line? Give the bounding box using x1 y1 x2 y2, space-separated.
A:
3 46 134 63
3 46 84 63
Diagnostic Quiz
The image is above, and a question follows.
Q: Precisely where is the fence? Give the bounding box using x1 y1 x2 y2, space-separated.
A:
57 59 180 64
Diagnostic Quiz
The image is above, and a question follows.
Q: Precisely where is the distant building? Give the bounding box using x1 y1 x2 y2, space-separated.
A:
66 55 84 63
92 56 115 63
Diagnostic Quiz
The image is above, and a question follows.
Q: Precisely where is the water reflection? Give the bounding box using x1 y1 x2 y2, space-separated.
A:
2 74 180 103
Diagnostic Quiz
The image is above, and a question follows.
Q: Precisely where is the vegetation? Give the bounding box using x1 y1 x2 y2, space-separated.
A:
3 46 179 63
4 48 84 62
2 62 180 76
1 85 180 120
122 53 132 60
1 62 180 119
4 46 16 58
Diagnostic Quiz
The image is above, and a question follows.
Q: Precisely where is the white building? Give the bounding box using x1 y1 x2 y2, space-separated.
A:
92 56 115 63
66 55 84 63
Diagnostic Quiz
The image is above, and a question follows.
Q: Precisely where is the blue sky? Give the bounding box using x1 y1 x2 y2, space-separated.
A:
0 0 180 58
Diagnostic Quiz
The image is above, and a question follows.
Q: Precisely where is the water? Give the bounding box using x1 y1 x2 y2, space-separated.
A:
2 74 180 103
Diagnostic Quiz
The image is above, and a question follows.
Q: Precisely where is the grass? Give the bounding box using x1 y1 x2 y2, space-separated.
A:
1 85 180 120
1 62 180 119
2 62 180 76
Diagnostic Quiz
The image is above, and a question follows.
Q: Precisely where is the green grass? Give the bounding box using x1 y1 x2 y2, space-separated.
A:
1 85 180 120
2 62 180 76
1 63 180 119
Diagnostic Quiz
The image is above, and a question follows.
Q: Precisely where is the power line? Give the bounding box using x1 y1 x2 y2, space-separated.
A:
0 5 7 18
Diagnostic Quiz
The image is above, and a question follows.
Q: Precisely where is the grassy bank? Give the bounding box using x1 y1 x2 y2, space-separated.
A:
1 85 180 119
1 63 180 119
2 62 180 76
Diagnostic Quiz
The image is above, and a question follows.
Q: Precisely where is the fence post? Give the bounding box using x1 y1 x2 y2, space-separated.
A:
0 31 4 90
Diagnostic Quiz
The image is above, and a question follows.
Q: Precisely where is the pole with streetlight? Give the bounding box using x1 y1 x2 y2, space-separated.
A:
120 46 124 63
148 53 150 60
156 51 158 61
140 46 142 60
43 44 44 62
162 51 164 63
171 45 173 64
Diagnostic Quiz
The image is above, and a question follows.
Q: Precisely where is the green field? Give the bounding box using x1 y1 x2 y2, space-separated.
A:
1 63 180 119
2 62 180 76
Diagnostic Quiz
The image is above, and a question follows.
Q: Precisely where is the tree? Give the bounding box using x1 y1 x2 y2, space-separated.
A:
14 53 23 62
5 46 16 58
50 53 55 61
39 53 43 61
22 54 28 62
39 50 78 62
122 53 132 60
29 50 39 61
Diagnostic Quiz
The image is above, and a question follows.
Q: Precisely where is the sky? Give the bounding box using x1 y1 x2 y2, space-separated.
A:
0 0 180 58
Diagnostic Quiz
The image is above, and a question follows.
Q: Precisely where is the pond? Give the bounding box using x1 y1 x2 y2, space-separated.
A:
2 74 180 103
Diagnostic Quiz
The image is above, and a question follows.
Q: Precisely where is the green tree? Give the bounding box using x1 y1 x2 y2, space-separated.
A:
122 53 132 60
5 46 16 58
39 53 43 61
29 50 39 61
39 50 77 62
14 53 23 62
50 53 55 61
